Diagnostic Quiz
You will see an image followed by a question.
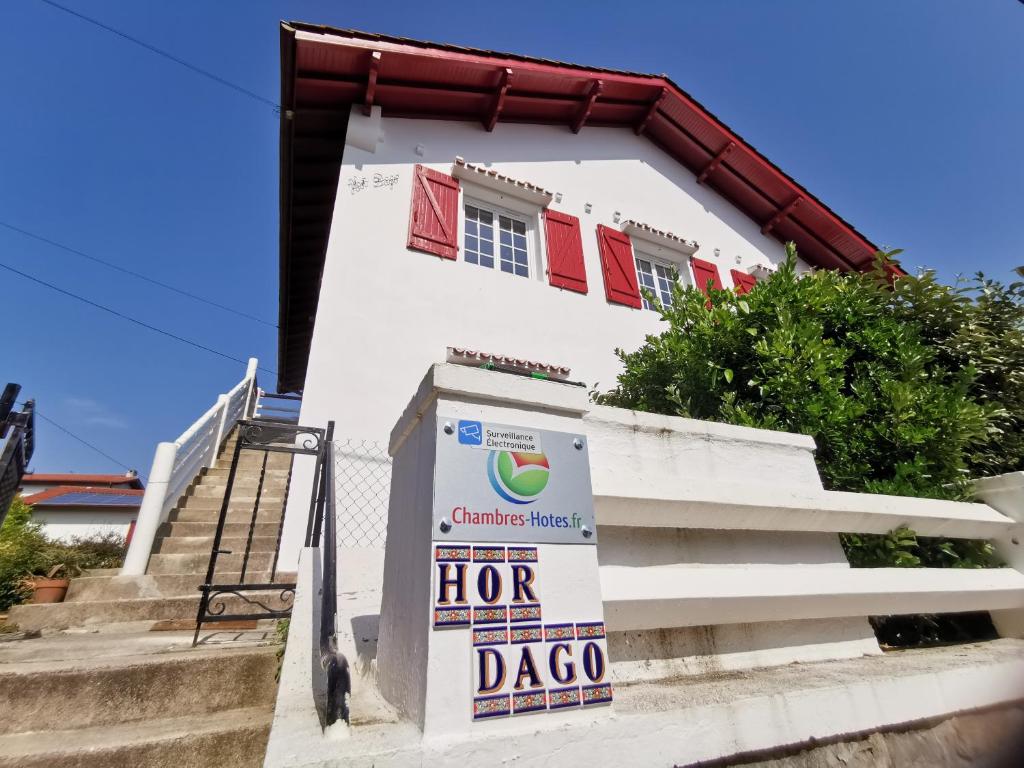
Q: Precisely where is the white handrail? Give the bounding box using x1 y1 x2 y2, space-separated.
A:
122 358 259 576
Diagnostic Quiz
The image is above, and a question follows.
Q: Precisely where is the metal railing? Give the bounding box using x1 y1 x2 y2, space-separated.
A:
0 386 35 528
307 422 350 725
253 389 302 424
122 358 259 575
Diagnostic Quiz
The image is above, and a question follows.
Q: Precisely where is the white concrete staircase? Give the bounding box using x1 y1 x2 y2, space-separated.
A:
0 429 294 767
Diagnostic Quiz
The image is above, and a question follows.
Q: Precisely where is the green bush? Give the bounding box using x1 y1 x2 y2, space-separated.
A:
0 499 128 611
600 245 1021 566
0 498 49 611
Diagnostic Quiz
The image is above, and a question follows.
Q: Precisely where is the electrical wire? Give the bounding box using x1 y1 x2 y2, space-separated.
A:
0 259 276 376
36 0 280 111
0 221 277 328
18 401 137 474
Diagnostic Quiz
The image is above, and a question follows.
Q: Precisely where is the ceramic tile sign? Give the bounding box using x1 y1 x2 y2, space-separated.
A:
433 417 597 545
432 544 612 721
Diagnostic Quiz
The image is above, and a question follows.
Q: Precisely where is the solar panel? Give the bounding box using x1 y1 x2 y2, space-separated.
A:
38 492 142 507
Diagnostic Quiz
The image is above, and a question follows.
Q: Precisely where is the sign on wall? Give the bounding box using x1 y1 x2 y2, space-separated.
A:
432 417 597 545
432 544 612 720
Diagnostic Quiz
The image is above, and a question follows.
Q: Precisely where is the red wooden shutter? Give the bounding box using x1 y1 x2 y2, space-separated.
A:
730 269 757 295
596 224 641 308
407 164 460 259
691 257 724 295
544 210 587 294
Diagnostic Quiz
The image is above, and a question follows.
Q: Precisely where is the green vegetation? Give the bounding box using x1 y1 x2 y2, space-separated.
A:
599 245 1024 576
0 498 128 611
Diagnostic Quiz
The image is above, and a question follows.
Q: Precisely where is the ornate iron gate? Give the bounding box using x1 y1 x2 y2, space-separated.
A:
193 418 328 644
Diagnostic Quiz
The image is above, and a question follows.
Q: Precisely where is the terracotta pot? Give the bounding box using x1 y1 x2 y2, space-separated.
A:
29 578 70 604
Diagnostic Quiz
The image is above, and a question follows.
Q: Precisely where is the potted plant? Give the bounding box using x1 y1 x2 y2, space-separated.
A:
24 563 74 604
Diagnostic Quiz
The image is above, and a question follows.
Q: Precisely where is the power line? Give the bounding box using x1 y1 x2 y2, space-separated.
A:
0 221 278 328
36 0 280 111
0 259 276 376
19 402 137 474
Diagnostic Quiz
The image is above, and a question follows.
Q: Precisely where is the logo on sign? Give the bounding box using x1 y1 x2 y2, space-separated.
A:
458 420 483 446
487 451 550 505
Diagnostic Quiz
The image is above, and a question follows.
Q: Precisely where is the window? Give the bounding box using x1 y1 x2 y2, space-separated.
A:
464 203 530 278
634 254 676 310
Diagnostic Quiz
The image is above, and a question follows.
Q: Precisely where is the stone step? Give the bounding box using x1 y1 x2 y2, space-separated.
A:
203 466 291 478
189 481 286 498
65 572 296 601
0 637 278 732
168 507 283 524
179 495 286 511
155 535 280 555
6 590 294 631
0 706 272 768
147 551 276 575
161 521 282 539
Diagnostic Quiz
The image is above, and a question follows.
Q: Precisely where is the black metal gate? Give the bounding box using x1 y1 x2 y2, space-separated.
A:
193 418 329 644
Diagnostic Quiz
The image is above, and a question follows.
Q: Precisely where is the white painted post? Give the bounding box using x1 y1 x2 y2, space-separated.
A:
242 357 259 417
975 472 1024 638
121 441 179 576
211 394 230 465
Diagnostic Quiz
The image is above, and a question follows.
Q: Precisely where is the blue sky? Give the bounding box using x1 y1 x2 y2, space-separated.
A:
2 0 1022 476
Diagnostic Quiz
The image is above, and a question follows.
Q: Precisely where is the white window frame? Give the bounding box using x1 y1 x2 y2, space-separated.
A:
633 249 679 311
458 181 546 282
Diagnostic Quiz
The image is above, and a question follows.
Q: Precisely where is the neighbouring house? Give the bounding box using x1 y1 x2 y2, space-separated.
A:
19 471 143 543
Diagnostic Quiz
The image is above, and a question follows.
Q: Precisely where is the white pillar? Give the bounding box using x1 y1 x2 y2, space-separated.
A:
243 357 259 417
211 394 230 464
975 472 1024 638
121 442 178 576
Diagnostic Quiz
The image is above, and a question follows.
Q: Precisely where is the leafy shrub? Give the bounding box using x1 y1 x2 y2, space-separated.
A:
0 498 49 610
0 500 128 610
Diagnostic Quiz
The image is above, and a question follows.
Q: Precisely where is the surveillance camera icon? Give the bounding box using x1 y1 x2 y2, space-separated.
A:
458 420 482 445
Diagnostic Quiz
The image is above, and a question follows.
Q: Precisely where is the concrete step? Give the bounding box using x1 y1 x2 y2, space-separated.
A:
203 467 291 478
155 535 281 555
189 481 285 498
0 706 272 768
179 495 286 511
6 590 294 631
168 507 283 524
161 521 282 539
147 551 276 575
65 572 295 601
0 638 278 732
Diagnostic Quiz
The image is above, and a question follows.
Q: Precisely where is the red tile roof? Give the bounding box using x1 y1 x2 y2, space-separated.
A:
20 473 144 490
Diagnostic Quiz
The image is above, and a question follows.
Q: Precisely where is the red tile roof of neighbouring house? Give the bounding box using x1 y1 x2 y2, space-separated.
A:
278 23 902 392
21 486 144 509
19 473 144 490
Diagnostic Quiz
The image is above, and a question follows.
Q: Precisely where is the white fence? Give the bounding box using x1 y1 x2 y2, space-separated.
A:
121 358 259 575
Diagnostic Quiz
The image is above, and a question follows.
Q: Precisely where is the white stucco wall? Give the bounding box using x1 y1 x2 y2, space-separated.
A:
30 509 135 543
281 112 812 566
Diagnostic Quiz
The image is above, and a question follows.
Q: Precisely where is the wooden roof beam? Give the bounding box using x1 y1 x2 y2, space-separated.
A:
363 51 381 115
761 196 803 235
571 80 603 133
696 141 736 185
635 87 668 135
484 68 513 132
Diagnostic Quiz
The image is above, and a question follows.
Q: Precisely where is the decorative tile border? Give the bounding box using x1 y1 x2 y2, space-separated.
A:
433 607 470 628
472 627 509 647
509 624 542 644
543 623 575 641
509 604 542 623
473 546 506 562
473 693 511 720
582 683 613 706
548 686 582 710
435 545 471 562
472 605 508 625
507 546 538 562
575 621 606 640
512 691 547 714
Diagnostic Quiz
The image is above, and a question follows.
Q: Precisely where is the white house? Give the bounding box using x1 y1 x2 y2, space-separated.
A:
19 472 143 543
274 25 894 568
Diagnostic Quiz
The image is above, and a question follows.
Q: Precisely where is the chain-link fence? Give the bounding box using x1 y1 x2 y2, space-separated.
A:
333 439 392 547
